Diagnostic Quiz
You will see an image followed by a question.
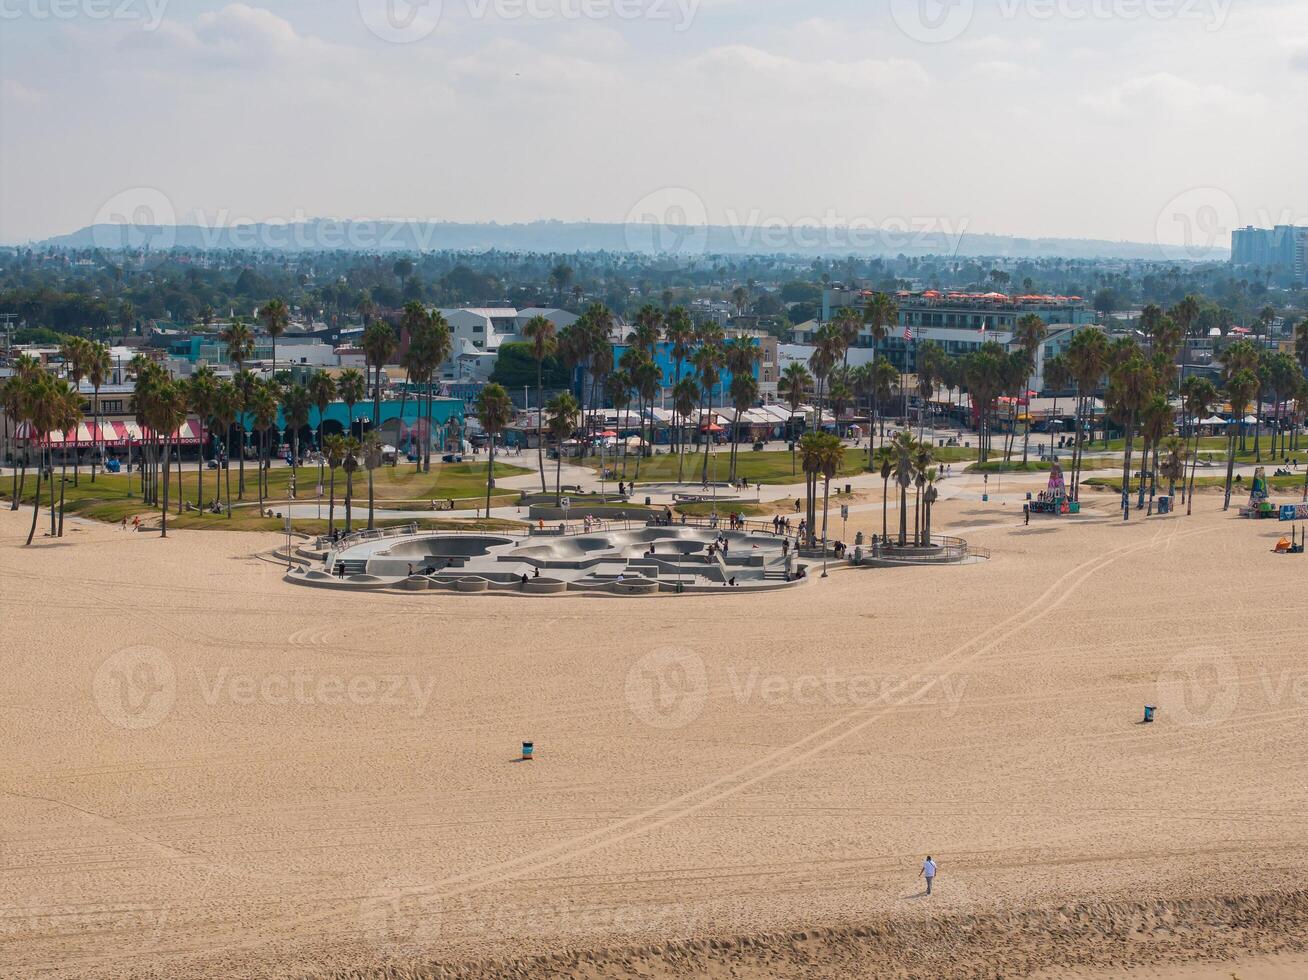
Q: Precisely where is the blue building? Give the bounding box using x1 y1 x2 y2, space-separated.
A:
609 334 779 404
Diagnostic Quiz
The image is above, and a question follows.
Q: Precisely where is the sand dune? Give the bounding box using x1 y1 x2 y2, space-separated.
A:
1 492 1306 978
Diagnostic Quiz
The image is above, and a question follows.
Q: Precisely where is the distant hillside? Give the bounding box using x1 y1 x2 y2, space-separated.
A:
37 219 1230 261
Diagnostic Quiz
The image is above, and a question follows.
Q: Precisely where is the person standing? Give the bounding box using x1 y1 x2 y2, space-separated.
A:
920 855 937 895
1023 503 1030 526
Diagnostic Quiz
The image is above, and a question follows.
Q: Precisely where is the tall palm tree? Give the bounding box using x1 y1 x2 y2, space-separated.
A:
691 341 723 484
797 432 824 548
1043 354 1071 460
1179 375 1218 515
1106 348 1152 521
248 381 279 512
1065 329 1109 499
863 290 899 418
363 431 382 530
1012 314 1048 464
874 444 894 543
322 433 347 534
281 384 312 495
1159 434 1188 501
778 362 811 476
723 337 760 481
361 320 398 441
545 391 580 503
59 337 88 487
51 379 83 537
85 341 111 483
420 312 452 473
258 298 290 379
337 368 366 440
664 306 695 455
232 369 256 499
889 429 919 547
1136 390 1171 513
522 314 557 493
476 384 515 518
210 380 240 517
188 366 218 509
21 373 59 545
151 380 188 539
671 376 698 484
307 370 337 495
815 432 845 557
1222 370 1258 511
341 436 361 532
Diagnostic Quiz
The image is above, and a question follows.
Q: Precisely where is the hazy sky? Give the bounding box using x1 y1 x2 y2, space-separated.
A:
2 0 1305 250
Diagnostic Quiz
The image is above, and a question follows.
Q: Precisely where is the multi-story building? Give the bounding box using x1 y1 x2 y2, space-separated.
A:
610 331 778 405
1232 225 1307 281
793 289 1099 393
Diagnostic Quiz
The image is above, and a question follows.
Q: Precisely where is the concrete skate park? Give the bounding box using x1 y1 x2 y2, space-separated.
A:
287 524 808 595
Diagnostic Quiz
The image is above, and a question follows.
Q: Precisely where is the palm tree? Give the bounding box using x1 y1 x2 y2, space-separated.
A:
59 337 88 487
258 298 290 379
1043 354 1071 460
691 342 723 484
341 436 361 532
151 380 188 539
1065 329 1109 499
188 366 217 509
863 290 898 419
361 320 398 440
1159 434 1188 500
889 429 919 547
521 314 557 493
1012 314 1048 464
307 370 337 494
363 431 382 530
874 444 894 543
51 379 82 537
1180 375 1218 515
85 341 111 483
728 370 760 483
664 306 695 455
778 362 811 476
1106 349 1152 521
815 432 845 558
808 323 845 414
672 376 698 484
2 364 35 509
1136 390 1171 513
871 358 899 451
476 383 514 518
337 368 366 440
322 432 347 534
210 381 240 517
281 384 312 496
419 312 452 473
22 373 59 545
221 318 255 374
1222 370 1258 511
797 432 825 548
723 337 760 480
248 381 279 512
545 391 580 503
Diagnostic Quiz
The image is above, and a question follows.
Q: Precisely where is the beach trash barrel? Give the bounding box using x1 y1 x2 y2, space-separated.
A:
1143 705 1156 724
521 741 534 760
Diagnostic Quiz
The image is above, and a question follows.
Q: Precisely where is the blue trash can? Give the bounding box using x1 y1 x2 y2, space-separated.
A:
521 741 534 760
1157 496 1171 515
1143 705 1156 723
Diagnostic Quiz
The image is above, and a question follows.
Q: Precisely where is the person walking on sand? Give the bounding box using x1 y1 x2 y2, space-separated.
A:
920 855 937 895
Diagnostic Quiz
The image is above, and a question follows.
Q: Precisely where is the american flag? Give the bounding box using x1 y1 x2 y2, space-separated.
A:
904 326 913 342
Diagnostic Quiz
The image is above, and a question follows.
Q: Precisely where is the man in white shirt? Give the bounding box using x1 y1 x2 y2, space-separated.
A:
920 855 937 895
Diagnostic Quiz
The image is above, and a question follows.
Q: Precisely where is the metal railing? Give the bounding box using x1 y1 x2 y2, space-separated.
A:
315 522 419 551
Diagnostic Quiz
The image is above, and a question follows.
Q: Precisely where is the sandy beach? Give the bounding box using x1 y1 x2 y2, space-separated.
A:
2 485 1307 978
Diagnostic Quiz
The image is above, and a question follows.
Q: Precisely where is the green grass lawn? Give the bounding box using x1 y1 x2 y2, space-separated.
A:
673 501 773 517
967 456 1117 474
0 460 531 532
582 446 975 485
1084 474 1308 494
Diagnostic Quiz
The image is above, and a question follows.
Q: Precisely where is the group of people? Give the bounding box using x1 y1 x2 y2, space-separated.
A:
118 515 142 531
770 514 797 536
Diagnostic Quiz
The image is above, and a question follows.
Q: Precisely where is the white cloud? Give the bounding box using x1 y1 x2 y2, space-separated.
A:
1080 72 1263 119
689 45 927 98
118 3 346 70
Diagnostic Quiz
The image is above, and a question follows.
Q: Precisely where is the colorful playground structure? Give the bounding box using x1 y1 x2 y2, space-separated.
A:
1237 468 1308 521
1029 462 1080 515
